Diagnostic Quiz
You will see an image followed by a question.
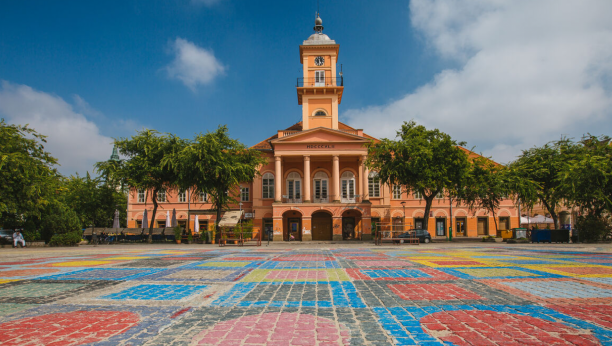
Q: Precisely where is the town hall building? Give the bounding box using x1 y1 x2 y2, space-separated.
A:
126 15 520 241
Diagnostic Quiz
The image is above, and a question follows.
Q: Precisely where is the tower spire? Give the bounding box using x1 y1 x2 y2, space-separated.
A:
313 13 324 33
110 144 120 162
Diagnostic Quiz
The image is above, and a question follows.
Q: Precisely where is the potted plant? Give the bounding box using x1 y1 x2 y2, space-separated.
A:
187 232 193 244
174 226 182 244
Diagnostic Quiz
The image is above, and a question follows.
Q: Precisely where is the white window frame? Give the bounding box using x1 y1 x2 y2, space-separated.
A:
286 172 302 202
262 173 274 199
413 191 423 200
315 70 325 86
157 190 166 202
199 192 207 202
436 190 444 199
241 187 250 202
393 185 402 200
137 189 145 203
313 171 329 203
178 191 186 203
341 171 356 203
368 172 380 198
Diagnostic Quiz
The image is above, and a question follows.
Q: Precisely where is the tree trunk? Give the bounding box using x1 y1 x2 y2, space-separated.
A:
148 188 159 244
541 199 559 229
492 210 498 236
422 194 436 232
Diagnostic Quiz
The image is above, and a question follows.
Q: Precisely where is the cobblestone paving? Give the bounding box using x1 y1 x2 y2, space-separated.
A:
1 244 612 345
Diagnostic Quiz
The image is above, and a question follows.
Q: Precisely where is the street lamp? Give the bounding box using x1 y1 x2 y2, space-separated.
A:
400 201 406 232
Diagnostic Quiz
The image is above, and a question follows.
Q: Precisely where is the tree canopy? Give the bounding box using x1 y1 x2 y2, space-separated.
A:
96 130 188 242
366 120 470 230
166 126 266 234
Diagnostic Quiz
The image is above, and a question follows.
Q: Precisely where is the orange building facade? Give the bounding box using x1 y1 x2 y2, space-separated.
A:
126 15 520 240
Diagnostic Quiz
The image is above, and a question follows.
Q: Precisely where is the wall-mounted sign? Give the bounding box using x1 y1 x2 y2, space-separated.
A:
244 213 253 218
306 144 336 149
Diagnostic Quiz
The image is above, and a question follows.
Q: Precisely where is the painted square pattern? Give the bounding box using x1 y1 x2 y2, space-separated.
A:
388 283 484 301
101 284 207 300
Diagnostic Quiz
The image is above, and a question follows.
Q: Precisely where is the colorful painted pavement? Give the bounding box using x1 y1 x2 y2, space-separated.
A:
1 246 612 345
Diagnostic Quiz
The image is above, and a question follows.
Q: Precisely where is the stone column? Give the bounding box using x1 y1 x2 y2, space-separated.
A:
358 159 364 202
274 156 282 202
303 155 311 202
362 156 369 201
332 155 340 202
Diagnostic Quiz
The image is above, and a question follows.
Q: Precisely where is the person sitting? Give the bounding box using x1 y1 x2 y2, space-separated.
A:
13 230 26 248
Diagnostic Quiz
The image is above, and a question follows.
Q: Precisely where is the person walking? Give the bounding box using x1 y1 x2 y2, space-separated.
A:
13 230 26 248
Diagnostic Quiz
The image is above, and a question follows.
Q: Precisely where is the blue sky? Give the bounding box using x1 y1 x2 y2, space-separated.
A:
1 0 611 175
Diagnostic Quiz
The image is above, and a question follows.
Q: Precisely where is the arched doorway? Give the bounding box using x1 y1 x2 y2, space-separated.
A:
282 210 302 241
311 211 332 240
342 209 362 240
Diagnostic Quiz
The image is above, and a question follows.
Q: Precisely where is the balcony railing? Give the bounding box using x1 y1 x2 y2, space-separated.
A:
297 77 343 87
282 196 303 204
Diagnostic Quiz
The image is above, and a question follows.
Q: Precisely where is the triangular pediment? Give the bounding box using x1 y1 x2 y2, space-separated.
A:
271 127 369 144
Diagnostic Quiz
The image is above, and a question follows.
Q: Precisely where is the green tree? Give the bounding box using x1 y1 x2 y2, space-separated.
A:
458 156 537 233
62 173 127 229
559 135 612 218
366 121 470 231
0 119 60 223
95 130 187 242
39 200 82 244
166 126 266 236
508 139 577 229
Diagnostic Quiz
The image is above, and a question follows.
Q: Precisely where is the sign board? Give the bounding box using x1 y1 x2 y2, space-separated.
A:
244 213 253 219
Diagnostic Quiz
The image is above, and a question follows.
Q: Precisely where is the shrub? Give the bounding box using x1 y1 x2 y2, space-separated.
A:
23 219 41 242
576 215 612 243
173 225 182 241
49 230 82 246
240 220 254 239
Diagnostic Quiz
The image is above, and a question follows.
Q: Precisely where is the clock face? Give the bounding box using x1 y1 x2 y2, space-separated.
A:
314 56 324 66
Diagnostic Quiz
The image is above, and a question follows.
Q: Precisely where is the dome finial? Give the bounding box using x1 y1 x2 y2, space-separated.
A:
314 13 324 33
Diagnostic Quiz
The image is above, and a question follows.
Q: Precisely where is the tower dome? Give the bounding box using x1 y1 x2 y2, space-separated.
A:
313 14 324 32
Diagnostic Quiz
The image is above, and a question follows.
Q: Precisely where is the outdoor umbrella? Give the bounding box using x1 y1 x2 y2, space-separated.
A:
520 216 530 225
112 209 120 228
142 209 148 229
194 215 200 234
171 208 177 228
166 211 171 228
530 215 554 224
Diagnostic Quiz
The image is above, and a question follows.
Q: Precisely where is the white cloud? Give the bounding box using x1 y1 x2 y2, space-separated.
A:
343 0 612 163
165 37 225 91
0 81 114 176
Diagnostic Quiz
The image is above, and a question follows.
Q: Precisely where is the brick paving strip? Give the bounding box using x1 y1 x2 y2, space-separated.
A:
0 243 612 345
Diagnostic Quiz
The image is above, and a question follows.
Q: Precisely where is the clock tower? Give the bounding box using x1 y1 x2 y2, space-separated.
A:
297 14 344 130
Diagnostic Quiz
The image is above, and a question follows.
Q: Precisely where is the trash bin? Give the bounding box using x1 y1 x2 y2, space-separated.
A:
531 229 551 243
550 229 570 243
513 228 527 239
500 230 513 240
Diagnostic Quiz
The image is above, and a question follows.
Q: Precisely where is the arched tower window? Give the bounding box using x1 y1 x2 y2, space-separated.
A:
314 110 327 116
313 171 329 202
341 171 356 202
286 172 302 201
262 173 274 199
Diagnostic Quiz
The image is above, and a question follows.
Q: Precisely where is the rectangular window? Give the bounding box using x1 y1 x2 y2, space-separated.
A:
315 70 325 86
287 180 301 199
262 176 274 199
137 189 145 203
393 185 402 199
178 191 186 203
368 176 380 197
241 187 249 202
199 192 207 202
436 190 444 199
157 190 166 202
413 191 422 199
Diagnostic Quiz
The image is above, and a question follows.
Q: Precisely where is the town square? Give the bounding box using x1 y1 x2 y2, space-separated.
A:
2 0 612 345
2 243 612 345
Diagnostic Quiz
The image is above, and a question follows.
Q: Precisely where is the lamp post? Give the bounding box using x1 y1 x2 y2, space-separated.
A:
400 201 406 232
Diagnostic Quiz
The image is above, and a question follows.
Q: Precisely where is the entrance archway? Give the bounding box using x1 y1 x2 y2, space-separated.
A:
341 209 362 240
282 210 302 241
311 211 332 241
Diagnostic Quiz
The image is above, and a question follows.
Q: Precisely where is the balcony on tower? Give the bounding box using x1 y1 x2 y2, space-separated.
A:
296 74 344 105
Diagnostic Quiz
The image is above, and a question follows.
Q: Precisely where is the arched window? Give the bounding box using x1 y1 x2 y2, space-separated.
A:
313 171 329 202
368 172 380 197
286 172 301 201
314 110 327 116
262 172 274 199
341 171 356 202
